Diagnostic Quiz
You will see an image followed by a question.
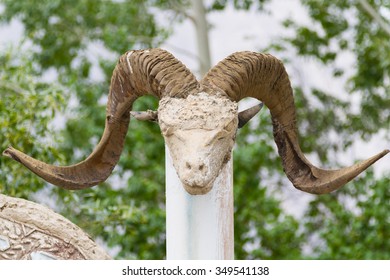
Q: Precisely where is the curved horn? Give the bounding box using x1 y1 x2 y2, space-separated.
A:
3 49 199 190
201 51 389 194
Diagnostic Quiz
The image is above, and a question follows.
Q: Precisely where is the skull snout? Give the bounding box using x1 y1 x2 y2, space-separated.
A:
182 157 209 185
178 156 213 192
185 159 207 175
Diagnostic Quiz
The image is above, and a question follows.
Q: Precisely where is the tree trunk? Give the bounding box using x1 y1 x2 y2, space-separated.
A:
191 0 211 76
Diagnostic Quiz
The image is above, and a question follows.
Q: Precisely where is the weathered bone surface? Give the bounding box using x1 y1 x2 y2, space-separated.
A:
2 48 388 195
0 194 111 260
158 92 238 194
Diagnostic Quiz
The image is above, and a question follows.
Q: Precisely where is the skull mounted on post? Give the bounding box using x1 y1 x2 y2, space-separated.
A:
3 49 388 195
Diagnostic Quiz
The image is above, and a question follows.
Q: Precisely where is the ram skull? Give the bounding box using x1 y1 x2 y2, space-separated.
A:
3 49 389 195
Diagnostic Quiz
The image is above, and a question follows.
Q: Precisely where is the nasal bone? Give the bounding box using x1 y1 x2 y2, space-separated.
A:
185 159 207 173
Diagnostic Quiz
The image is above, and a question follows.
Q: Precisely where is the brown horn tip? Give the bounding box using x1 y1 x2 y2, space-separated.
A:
287 147 389 194
130 110 158 122
2 144 114 190
3 146 21 161
238 103 263 128
2 114 130 190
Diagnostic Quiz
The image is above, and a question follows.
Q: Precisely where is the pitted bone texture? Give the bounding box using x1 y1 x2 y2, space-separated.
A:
159 92 238 195
158 92 238 130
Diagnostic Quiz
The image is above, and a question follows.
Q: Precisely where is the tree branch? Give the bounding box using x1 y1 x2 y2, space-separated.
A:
357 0 390 36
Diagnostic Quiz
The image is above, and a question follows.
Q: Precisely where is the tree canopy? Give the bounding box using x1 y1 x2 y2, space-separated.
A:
0 0 388 259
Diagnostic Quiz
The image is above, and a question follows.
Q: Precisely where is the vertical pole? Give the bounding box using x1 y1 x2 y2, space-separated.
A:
165 146 234 259
166 0 232 259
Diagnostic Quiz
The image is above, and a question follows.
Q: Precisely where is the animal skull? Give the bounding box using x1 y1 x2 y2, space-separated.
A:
158 92 238 194
3 48 388 196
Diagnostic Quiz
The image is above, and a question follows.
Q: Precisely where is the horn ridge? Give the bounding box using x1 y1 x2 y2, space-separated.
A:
3 48 199 190
202 51 389 194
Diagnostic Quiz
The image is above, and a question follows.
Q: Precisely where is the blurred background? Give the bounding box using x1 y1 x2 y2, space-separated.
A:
0 0 389 259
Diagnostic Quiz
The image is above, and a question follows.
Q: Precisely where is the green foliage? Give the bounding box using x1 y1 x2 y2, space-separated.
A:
270 0 390 259
0 0 388 260
61 94 167 259
234 110 304 259
305 171 390 259
279 0 390 142
0 0 169 71
0 0 174 259
208 0 389 259
209 0 269 11
0 49 66 198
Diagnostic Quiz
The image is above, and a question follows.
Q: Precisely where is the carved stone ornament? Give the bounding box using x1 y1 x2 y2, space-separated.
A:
2 49 388 195
0 194 111 260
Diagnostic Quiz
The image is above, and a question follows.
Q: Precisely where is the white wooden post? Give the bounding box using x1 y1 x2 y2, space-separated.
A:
165 146 234 260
